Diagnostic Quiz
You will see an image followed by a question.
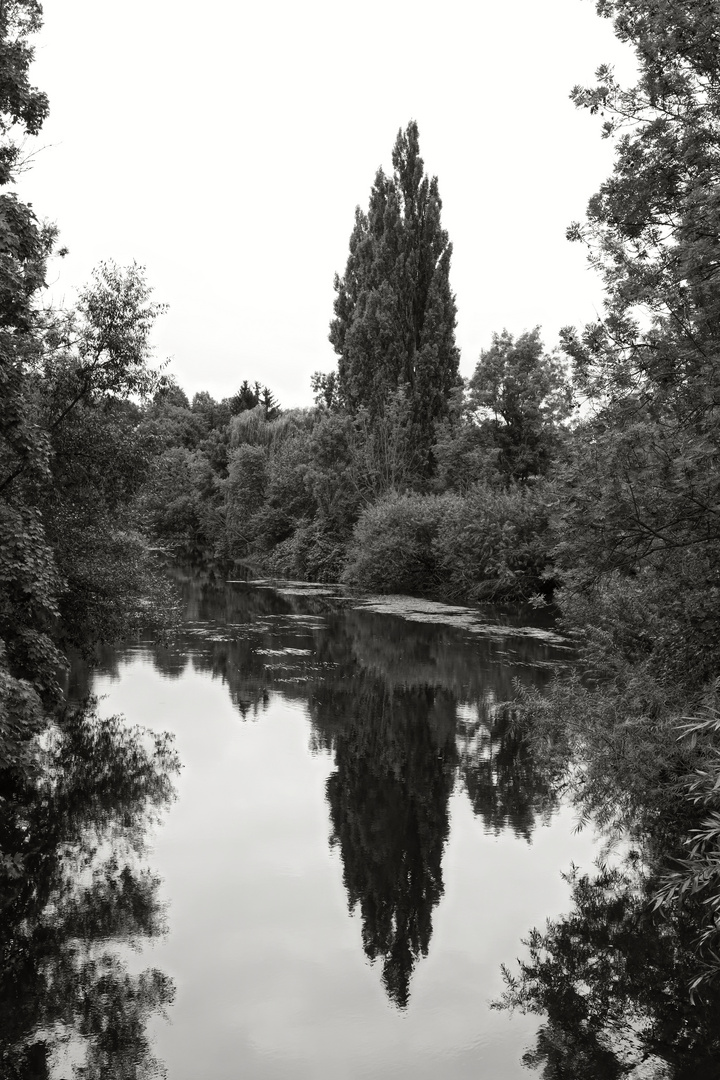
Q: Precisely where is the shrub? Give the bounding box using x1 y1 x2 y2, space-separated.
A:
343 481 554 600
434 481 553 600
342 492 447 593
265 516 348 582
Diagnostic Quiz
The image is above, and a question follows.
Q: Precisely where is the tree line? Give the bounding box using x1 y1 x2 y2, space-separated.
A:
141 123 570 601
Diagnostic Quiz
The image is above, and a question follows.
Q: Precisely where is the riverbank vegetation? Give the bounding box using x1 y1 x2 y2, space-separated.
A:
492 0 720 1063
0 6 183 1070
138 289 570 602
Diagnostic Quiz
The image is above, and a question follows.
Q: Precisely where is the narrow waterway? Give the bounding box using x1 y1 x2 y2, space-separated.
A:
59 568 600 1078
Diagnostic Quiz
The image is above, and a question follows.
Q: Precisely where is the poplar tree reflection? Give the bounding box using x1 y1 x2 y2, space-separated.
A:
311 674 457 1009
0 703 178 1078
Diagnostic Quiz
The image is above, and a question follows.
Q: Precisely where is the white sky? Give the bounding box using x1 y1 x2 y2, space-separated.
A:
21 0 636 409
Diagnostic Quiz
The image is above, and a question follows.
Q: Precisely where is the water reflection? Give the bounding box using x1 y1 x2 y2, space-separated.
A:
457 703 560 841
74 569 566 1013
495 857 720 1079
315 678 456 1008
58 569 720 1079
0 703 179 1078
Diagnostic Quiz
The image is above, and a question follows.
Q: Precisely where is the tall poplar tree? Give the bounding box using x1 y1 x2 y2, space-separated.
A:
329 122 460 470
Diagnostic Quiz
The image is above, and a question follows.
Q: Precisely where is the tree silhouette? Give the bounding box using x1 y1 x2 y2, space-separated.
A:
314 674 457 1008
330 121 460 471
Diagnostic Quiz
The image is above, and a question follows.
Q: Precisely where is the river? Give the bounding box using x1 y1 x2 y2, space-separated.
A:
22 567 608 1079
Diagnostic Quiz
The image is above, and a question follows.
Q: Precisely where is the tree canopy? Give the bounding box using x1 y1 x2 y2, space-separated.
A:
329 121 460 470
469 328 571 482
555 0 720 639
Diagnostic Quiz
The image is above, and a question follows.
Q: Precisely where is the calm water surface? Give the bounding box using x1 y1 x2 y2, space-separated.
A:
62 569 600 1079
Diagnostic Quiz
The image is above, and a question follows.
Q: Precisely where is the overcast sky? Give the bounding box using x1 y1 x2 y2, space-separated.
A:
21 0 636 408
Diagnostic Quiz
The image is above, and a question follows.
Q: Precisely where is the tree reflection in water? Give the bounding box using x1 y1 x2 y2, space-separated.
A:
79 569 565 1012
457 699 561 841
0 703 179 1079
495 858 720 1079
314 678 456 1008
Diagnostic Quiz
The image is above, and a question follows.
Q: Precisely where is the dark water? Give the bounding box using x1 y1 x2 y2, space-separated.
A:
6 569 607 1079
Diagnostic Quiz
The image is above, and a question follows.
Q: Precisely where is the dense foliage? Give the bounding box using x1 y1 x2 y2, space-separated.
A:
329 121 460 472
493 0 720 1059
0 6 192 1071
0 1 178 885
135 378 279 559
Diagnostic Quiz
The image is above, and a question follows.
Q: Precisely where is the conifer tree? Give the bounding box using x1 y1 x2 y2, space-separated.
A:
329 122 460 470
